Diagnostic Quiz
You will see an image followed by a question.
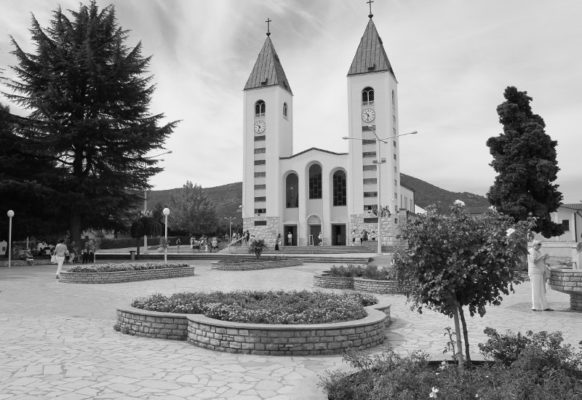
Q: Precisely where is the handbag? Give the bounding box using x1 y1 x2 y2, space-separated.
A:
50 254 57 264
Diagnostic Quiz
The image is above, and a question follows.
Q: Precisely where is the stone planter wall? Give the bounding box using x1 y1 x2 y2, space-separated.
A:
213 259 302 271
549 268 582 311
116 301 390 356
116 310 188 340
354 277 403 294
60 265 195 284
313 274 355 289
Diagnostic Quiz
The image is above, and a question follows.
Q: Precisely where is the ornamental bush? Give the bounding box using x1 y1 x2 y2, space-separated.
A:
321 329 582 400
131 290 378 324
328 264 396 280
68 262 188 273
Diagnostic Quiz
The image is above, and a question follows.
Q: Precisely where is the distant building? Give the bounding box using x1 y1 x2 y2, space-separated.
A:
241 12 414 247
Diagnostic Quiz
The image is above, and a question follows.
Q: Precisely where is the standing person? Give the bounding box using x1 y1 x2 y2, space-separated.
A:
318 232 323 246
527 240 552 311
287 231 293 246
176 238 181 253
54 239 69 279
275 234 281 251
211 237 218 252
87 238 96 263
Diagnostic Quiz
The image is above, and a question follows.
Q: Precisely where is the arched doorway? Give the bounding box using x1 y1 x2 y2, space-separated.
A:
307 215 322 246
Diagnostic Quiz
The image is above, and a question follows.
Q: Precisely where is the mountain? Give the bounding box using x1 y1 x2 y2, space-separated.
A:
147 175 490 223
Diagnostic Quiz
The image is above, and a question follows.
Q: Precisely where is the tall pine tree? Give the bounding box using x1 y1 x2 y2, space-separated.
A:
3 1 177 244
487 86 563 237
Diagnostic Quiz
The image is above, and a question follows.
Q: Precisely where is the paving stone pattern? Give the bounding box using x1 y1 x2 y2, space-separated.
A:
1 262 580 399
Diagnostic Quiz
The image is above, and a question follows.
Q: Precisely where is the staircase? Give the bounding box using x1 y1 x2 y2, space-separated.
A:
223 245 371 255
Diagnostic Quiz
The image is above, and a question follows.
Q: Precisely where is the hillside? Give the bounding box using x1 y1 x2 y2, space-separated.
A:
147 175 490 222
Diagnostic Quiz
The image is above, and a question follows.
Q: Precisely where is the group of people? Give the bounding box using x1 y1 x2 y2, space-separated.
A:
53 237 96 279
188 236 219 252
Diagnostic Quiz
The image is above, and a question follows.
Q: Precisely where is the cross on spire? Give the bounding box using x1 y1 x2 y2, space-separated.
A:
265 18 272 36
367 0 374 18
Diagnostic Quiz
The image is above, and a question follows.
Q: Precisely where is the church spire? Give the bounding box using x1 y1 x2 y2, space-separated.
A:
347 17 396 79
244 25 292 94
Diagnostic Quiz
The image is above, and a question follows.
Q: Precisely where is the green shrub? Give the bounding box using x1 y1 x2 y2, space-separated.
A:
131 290 378 324
69 262 188 273
321 329 582 400
328 264 396 280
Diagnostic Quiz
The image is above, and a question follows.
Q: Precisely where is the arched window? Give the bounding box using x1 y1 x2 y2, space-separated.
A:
286 173 298 208
362 87 374 105
309 164 322 199
255 100 265 117
283 102 288 118
333 170 346 206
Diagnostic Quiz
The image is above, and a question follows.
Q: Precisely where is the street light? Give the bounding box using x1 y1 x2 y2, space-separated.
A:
143 150 172 253
224 216 235 244
7 210 14 269
163 207 170 264
343 130 418 255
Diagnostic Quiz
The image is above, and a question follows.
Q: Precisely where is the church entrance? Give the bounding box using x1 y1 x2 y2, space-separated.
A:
309 225 322 246
284 225 297 246
331 224 346 245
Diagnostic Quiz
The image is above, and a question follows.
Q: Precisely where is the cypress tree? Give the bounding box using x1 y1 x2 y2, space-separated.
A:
487 86 563 237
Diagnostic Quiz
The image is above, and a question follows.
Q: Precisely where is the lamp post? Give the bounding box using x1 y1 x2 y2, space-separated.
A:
163 207 170 264
7 210 14 269
143 150 172 253
343 131 418 255
224 216 235 244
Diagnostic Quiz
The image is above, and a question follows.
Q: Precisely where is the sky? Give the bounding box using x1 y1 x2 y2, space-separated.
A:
1 0 581 203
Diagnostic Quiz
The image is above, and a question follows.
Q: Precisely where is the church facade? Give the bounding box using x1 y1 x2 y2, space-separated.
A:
242 15 415 248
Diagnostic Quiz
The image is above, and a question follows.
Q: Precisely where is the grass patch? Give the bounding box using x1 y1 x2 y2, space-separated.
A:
132 290 378 324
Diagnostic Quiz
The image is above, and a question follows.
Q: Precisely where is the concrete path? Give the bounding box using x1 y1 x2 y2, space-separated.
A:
0 262 580 399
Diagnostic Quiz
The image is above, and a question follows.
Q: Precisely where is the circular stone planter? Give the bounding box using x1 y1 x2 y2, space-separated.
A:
313 273 355 289
549 268 582 311
60 265 195 284
213 259 302 271
353 277 404 294
116 301 391 356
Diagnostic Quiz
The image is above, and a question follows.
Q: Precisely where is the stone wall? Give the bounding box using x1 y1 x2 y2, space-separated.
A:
60 265 195 284
116 301 391 356
313 274 354 289
353 278 404 294
243 216 280 248
116 309 188 340
349 210 408 247
549 268 582 311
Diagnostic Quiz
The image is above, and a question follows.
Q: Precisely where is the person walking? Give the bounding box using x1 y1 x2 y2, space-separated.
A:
527 240 552 311
275 234 281 251
54 239 69 279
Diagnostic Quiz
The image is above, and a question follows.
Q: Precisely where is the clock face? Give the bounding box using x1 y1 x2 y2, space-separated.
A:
361 108 376 123
254 119 266 134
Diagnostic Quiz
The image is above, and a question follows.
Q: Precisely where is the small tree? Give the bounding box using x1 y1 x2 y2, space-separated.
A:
169 181 218 235
487 86 563 237
248 239 267 259
130 213 162 255
393 204 532 368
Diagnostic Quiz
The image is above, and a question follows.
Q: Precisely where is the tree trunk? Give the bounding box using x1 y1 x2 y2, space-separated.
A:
70 213 82 248
452 301 464 371
458 305 472 365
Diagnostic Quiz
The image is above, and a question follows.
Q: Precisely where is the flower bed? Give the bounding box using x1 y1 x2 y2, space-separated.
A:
59 263 193 284
116 294 391 356
213 258 302 271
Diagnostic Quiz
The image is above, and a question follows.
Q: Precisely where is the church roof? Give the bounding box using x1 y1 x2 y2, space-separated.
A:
348 18 396 79
280 147 347 160
244 36 293 95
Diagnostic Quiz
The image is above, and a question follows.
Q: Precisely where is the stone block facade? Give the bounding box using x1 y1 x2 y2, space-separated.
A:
243 216 280 248
60 265 195 284
549 268 582 311
116 301 391 356
349 210 408 247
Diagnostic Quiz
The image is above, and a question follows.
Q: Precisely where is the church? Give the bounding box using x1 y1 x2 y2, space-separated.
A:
241 10 415 249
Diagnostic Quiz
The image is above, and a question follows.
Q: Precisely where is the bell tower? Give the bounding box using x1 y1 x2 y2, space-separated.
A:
346 12 400 243
242 21 293 241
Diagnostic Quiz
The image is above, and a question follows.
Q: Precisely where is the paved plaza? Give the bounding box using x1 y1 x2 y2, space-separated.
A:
0 261 580 399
